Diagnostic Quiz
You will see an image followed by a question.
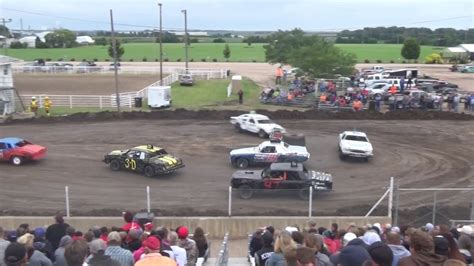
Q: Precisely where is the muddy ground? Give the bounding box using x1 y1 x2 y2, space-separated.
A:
1 117 472 225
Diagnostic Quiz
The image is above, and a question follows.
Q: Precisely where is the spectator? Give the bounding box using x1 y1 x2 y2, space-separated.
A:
283 246 297 266
88 239 120 266
126 229 142 252
64 239 89 266
65 227 75 238
362 231 382 246
249 229 264 259
53 235 72 266
342 232 357 247
295 246 316 266
191 227 207 259
266 231 296 266
155 227 175 260
238 89 244 104
254 231 273 266
291 232 304 247
45 214 69 251
367 242 393 266
458 235 472 264
169 232 187 266
470 94 474 112
398 229 447 266
33 228 53 262
453 94 460 113
304 233 331 266
386 231 410 266
17 233 52 266
135 236 176 266
275 66 283 85
176 226 197 266
105 232 134 266
330 245 371 266
306 221 317 234
99 227 108 243
1 227 11 266
322 230 338 254
440 233 466 264
4 242 27 266
121 212 140 233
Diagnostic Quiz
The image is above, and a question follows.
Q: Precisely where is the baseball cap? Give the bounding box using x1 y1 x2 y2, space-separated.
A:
4 242 26 264
457 225 473 236
342 232 357 246
143 236 160 251
177 226 189 239
330 245 371 266
433 236 449 256
34 227 46 239
367 242 394 265
89 239 106 254
108 231 121 244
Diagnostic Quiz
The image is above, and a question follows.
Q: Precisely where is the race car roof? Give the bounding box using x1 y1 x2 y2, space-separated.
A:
342 131 368 137
0 137 23 145
133 145 163 153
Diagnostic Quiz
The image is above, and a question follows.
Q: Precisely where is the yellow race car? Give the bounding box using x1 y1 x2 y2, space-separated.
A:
103 144 184 177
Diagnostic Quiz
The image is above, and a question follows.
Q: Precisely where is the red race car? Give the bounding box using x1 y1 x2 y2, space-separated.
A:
0 137 47 165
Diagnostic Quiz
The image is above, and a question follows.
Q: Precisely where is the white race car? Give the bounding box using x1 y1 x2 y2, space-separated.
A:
338 131 373 161
230 113 286 138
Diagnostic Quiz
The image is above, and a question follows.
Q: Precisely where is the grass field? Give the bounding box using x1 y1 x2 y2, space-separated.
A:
2 43 443 63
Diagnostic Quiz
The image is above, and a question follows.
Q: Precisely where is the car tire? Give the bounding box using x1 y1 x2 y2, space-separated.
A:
144 166 155 178
235 124 243 133
258 130 267 139
11 156 23 166
339 149 346 160
298 187 310 200
364 157 370 162
236 158 249 169
109 160 121 171
238 184 254 199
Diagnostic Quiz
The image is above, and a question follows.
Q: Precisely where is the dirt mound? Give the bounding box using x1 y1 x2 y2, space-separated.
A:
2 109 472 125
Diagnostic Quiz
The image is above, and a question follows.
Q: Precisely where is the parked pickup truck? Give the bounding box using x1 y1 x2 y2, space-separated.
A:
230 113 286 138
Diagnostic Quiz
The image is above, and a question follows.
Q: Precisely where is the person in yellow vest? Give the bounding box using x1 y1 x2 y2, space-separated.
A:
44 96 52 116
30 97 38 116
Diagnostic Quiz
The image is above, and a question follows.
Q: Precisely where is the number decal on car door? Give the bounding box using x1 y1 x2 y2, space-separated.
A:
125 158 137 170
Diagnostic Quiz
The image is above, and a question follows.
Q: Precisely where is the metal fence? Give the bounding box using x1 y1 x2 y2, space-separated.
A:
215 232 229 266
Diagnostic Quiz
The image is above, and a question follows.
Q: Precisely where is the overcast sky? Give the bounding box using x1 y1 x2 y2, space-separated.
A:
1 0 473 32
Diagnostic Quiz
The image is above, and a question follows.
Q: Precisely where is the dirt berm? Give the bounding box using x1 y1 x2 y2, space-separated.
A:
2 109 473 125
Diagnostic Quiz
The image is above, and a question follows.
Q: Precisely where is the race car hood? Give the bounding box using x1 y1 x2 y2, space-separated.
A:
287 145 310 157
18 144 47 155
230 147 258 156
108 150 125 156
150 155 182 166
341 140 373 151
259 124 286 134
231 170 262 180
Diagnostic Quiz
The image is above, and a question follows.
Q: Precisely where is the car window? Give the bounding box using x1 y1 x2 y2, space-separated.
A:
127 150 137 157
0 143 6 149
345 135 368 142
287 171 300 181
249 119 255 124
14 140 30 147
258 119 273 124
139 152 146 160
260 146 276 153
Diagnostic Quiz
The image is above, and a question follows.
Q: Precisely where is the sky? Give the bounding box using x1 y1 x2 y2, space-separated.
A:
0 0 473 32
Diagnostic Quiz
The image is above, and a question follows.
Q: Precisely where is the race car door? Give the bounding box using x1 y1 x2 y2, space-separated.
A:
254 145 279 163
246 118 259 133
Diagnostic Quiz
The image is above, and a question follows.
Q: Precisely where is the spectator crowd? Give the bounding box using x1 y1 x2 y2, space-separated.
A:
0 211 209 266
249 221 474 266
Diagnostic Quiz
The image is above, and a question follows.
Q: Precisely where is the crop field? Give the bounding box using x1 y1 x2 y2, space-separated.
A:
3 43 442 63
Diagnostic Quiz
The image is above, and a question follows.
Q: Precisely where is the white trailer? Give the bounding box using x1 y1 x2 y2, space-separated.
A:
147 86 171 108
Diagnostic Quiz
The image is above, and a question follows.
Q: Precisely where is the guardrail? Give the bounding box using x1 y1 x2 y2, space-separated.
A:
215 232 229 266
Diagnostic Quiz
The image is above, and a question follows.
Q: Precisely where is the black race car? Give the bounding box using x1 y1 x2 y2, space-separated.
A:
230 162 332 199
103 145 184 177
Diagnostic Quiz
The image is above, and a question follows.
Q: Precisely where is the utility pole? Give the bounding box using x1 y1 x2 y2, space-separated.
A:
181 9 188 72
109 9 120 112
158 3 163 85
1 18 12 56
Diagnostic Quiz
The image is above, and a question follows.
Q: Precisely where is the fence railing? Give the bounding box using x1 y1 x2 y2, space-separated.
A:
215 232 229 266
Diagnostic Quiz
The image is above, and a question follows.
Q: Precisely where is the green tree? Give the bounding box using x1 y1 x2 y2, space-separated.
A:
44 29 77 48
264 29 356 78
108 40 125 60
247 39 252 47
424 53 443 64
0 25 11 38
401 38 420 60
35 37 48 49
213 38 225 43
95 37 107 46
223 44 231 61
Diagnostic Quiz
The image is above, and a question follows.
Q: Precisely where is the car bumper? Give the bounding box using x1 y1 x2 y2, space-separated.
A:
342 151 372 158
156 163 185 174
30 150 47 161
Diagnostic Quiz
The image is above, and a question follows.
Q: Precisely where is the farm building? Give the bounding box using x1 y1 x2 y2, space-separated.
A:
0 63 15 116
446 43 474 60
76 35 95 45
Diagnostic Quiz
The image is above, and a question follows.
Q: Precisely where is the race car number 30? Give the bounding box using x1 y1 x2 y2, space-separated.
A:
125 158 137 170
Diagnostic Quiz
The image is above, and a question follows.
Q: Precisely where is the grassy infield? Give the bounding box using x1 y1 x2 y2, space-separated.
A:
10 43 443 115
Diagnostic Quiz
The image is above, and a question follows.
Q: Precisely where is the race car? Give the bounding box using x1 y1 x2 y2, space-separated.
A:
103 144 184 177
230 113 286 138
229 140 309 168
338 131 373 161
230 162 333 199
0 137 47 165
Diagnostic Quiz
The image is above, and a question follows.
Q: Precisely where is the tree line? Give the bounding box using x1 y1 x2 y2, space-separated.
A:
335 27 474 46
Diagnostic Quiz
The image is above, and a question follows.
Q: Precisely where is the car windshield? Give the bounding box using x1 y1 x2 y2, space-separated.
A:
15 140 31 147
345 135 368 142
258 119 274 124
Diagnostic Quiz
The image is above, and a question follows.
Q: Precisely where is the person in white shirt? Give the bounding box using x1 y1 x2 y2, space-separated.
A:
168 231 187 266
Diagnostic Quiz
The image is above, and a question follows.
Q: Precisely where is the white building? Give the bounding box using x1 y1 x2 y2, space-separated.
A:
76 35 95 45
19 36 37 48
446 43 474 60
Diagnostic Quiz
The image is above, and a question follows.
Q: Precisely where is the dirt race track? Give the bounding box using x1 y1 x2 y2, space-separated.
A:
1 117 473 223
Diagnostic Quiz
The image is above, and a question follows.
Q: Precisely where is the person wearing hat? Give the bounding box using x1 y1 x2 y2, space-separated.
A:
88 239 120 266
169 231 187 266
330 245 371 266
176 226 197 265
367 242 394 266
17 233 52 266
30 97 38 116
3 242 27 266
54 235 72 266
135 236 176 266
398 229 447 266
104 231 134 266
43 96 52 117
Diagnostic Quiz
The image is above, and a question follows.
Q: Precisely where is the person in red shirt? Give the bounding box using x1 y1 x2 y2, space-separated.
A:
121 211 141 232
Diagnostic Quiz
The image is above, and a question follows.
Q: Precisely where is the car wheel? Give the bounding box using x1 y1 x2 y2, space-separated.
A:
238 184 254 199
11 156 23 166
235 123 243 133
298 187 310 200
109 160 121 171
236 158 249 169
144 166 155 178
364 157 370 162
338 149 345 160
258 130 267 138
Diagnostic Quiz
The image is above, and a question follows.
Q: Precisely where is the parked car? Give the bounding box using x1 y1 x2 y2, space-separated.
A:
461 65 474 73
230 162 333 199
76 61 101 73
179 74 194 86
230 113 286 138
0 137 47 165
